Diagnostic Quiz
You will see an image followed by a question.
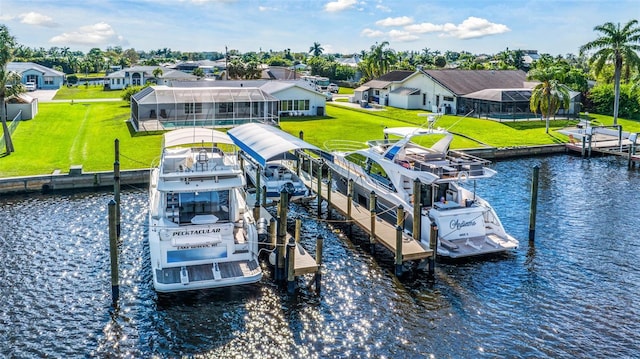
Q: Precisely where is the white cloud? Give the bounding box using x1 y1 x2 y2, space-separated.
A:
324 0 357 12
388 29 419 42
49 22 125 46
375 4 391 12
0 14 15 21
375 16 413 27
259 6 277 12
19 12 59 27
404 17 509 39
361 28 384 38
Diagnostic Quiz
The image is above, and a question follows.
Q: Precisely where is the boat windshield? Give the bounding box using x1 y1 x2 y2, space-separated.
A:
177 190 230 223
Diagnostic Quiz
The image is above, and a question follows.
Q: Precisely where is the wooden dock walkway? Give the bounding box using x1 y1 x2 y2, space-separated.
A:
300 171 433 263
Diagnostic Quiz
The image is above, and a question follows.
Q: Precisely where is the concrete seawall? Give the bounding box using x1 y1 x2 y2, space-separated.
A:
0 145 567 195
0 168 149 195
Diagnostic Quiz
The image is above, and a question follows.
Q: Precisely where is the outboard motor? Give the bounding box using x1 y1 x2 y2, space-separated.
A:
257 217 269 242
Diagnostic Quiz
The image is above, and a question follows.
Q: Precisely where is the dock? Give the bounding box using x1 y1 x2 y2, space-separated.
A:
298 159 434 269
562 125 640 168
247 193 322 293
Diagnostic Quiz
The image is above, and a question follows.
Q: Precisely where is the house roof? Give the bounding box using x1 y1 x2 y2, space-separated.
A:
7 62 65 77
105 66 198 80
132 85 279 105
172 79 323 97
390 87 420 95
421 69 527 96
378 70 414 82
261 66 297 80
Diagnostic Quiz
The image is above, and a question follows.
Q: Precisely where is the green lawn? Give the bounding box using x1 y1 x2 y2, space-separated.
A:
2 92 639 177
54 84 124 100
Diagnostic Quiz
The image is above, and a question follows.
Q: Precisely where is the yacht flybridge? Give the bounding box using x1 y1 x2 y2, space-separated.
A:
326 125 519 258
148 128 262 292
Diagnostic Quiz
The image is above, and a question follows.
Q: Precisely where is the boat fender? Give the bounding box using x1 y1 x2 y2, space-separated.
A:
457 171 469 183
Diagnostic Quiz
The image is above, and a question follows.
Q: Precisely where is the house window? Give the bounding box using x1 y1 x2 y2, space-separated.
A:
374 90 380 96
423 93 427 106
185 103 202 114
219 103 233 113
443 96 454 102
44 76 54 85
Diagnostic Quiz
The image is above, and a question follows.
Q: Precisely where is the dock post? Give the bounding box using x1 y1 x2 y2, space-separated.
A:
286 239 296 294
587 133 593 158
395 225 403 277
269 217 277 249
108 199 119 305
239 154 244 172
429 222 438 277
529 165 540 242
412 179 422 241
581 136 586 158
277 190 290 282
295 218 301 243
347 179 354 236
314 235 323 293
113 139 121 238
327 170 332 220
253 202 260 225
255 166 261 206
369 191 377 253
396 204 405 229
317 160 323 217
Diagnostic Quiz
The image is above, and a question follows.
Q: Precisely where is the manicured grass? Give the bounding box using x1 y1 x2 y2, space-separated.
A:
0 101 161 177
338 87 354 95
2 90 639 177
54 84 124 100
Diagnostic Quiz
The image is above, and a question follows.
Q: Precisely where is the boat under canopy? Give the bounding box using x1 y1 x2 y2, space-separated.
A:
227 123 322 167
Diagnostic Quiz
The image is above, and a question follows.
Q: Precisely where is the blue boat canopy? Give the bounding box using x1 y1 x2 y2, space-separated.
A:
227 123 322 167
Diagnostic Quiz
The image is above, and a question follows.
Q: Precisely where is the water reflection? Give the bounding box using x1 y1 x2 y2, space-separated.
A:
0 155 639 358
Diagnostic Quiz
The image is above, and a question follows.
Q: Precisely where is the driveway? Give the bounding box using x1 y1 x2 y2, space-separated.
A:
28 89 58 102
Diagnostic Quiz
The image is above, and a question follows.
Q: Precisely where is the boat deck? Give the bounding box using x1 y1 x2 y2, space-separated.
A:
156 259 261 285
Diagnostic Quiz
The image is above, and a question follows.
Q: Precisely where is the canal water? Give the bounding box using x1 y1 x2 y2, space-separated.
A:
1 155 639 358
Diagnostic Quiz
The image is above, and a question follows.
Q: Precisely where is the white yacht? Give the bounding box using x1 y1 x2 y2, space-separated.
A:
148 128 262 292
326 125 519 259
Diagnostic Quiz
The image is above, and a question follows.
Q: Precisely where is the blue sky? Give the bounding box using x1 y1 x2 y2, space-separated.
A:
0 0 638 56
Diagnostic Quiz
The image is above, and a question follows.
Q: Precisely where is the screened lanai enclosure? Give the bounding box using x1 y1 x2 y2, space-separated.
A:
457 88 580 121
130 86 280 131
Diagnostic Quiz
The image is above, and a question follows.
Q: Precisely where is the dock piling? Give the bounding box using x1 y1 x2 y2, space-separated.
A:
295 218 301 243
529 165 540 242
108 199 119 305
412 179 422 241
277 190 289 282
326 170 332 219
429 222 438 277
347 179 354 236
286 239 296 294
369 191 377 253
113 139 121 238
395 225 403 277
316 160 323 217
314 235 323 293
255 167 261 206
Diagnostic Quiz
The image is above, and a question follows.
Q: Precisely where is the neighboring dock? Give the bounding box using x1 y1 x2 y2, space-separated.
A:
297 156 434 276
560 123 640 168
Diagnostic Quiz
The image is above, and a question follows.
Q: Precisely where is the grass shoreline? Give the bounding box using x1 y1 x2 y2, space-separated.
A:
1 88 638 178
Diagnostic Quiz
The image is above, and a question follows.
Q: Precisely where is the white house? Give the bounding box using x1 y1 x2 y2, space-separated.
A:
358 69 580 118
104 66 198 90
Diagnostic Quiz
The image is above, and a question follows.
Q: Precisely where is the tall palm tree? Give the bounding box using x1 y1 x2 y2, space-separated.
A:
580 20 640 125
527 66 571 134
309 42 324 57
0 25 19 154
368 41 396 77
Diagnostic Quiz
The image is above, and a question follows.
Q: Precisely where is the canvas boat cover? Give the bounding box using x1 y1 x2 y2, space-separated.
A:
227 123 321 167
162 128 234 149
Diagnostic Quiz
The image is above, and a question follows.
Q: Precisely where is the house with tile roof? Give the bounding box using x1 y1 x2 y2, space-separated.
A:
104 66 198 90
7 62 65 90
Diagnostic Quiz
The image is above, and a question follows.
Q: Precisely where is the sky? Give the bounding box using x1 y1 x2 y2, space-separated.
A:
0 0 639 56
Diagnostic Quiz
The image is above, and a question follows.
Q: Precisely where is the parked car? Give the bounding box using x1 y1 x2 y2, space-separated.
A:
328 83 339 93
25 82 36 91
324 92 333 101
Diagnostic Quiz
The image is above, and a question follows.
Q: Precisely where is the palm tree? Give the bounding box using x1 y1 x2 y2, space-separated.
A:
309 42 324 57
0 25 19 154
527 66 571 134
580 20 640 125
152 67 164 82
368 41 396 77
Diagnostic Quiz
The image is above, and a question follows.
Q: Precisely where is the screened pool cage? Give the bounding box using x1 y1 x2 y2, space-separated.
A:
130 86 280 132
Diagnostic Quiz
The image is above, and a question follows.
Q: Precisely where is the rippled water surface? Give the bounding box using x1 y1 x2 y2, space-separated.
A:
1 155 639 358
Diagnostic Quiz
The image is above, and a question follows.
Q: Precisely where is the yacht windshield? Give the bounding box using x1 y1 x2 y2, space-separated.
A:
178 190 230 223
